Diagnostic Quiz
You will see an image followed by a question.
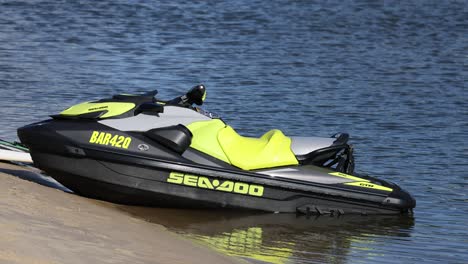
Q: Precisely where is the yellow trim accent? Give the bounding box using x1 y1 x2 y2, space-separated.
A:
60 102 135 118
186 119 230 163
329 172 370 182
202 91 207 101
344 181 393 192
218 126 298 170
329 172 392 192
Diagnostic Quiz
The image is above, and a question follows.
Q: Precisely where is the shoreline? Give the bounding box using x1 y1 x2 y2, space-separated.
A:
0 161 242 264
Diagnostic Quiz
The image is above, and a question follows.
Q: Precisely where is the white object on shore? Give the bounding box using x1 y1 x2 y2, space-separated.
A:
0 149 33 163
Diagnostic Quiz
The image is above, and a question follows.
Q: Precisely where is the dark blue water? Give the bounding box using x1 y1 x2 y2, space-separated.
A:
1 1 467 263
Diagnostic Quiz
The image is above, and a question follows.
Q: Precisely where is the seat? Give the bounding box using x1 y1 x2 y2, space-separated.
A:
186 119 230 163
186 119 299 170
217 126 298 170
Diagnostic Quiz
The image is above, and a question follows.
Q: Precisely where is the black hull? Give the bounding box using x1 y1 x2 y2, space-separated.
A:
18 118 415 215
31 152 413 215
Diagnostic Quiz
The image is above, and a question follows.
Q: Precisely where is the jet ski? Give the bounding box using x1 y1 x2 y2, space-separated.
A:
17 85 415 215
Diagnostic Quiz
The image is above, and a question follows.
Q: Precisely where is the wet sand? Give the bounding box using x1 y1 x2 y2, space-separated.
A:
0 162 242 264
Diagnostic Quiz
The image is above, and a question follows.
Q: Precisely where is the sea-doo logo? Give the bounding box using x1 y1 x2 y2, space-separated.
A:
167 172 264 197
89 131 131 149
138 144 149 151
88 105 108 111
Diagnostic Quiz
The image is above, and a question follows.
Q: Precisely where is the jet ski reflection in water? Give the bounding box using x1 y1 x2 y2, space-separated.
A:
117 207 415 264
18 85 416 215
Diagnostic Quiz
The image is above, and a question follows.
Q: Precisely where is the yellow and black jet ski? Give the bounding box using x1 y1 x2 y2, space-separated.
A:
18 85 415 215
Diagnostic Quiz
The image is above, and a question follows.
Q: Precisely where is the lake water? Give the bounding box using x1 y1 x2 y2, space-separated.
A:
1 1 467 263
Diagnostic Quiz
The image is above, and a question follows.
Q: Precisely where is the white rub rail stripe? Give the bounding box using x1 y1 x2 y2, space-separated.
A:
0 149 33 163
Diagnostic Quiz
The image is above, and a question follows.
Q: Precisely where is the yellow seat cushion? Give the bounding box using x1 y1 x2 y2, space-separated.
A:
217 126 298 170
186 119 230 163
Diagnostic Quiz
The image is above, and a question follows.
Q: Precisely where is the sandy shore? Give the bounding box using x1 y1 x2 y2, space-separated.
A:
0 162 242 264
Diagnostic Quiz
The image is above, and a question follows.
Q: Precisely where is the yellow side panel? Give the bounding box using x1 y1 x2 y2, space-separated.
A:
218 126 298 170
186 119 230 163
60 102 136 118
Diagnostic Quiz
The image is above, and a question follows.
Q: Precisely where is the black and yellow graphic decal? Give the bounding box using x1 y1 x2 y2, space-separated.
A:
89 131 132 149
329 172 393 192
167 172 264 197
60 102 135 119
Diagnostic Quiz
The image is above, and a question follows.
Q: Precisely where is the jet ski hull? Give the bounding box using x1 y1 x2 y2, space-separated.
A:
17 98 416 215
27 148 414 215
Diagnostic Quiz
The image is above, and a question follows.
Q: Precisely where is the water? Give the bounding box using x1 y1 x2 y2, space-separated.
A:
1 0 467 263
